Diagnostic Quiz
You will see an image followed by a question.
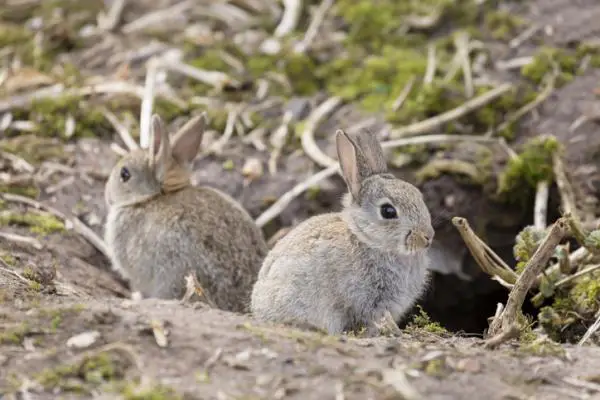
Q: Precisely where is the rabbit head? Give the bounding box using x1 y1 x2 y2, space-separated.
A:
105 113 206 208
336 129 434 255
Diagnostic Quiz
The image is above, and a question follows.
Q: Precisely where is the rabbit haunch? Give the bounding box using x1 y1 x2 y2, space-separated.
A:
251 129 434 335
104 113 268 312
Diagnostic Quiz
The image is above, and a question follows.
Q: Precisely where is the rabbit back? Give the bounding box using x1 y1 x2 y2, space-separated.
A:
106 185 267 312
251 212 430 334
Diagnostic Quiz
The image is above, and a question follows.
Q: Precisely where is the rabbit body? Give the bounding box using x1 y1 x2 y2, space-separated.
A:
252 213 429 334
106 185 266 311
251 129 433 334
104 114 267 312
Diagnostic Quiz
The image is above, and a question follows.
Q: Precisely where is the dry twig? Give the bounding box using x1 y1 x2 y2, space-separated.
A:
389 83 513 138
452 217 518 285
300 96 342 168
486 218 569 346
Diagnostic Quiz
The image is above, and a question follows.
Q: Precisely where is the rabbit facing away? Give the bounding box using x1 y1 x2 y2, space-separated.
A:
251 129 434 335
104 113 268 312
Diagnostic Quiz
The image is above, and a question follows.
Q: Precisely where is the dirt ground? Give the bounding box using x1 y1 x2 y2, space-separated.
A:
2 0 600 399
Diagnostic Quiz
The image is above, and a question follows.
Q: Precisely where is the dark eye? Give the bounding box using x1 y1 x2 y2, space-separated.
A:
380 203 398 219
120 167 131 182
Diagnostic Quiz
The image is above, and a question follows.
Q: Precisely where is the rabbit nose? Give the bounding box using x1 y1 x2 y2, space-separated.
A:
415 230 433 248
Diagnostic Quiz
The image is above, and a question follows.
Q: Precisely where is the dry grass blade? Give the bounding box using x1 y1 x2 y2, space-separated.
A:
0 257 35 284
294 0 335 53
578 311 600 346
0 231 44 250
0 81 183 114
454 31 473 97
165 61 234 89
275 0 303 37
256 163 339 228
555 263 600 289
100 107 138 151
391 76 416 111
486 217 569 346
452 217 518 285
300 96 342 168
534 180 549 230
423 43 436 85
139 58 159 149
389 83 513 138
97 0 127 32
121 0 195 34
485 76 554 137
257 135 504 228
0 193 111 260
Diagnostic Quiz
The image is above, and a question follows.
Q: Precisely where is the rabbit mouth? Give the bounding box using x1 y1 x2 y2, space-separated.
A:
405 230 432 253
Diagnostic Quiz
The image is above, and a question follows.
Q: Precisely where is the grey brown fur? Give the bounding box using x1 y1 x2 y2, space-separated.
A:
251 129 434 335
104 113 268 312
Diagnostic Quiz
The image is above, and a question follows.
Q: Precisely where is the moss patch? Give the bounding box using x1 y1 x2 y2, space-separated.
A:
0 211 65 235
406 306 448 334
497 135 560 205
36 352 127 394
0 134 69 164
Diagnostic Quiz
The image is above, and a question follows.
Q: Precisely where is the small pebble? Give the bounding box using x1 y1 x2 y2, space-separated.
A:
66 330 101 349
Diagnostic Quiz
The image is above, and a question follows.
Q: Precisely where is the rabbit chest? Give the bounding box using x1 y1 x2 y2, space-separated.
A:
346 250 430 323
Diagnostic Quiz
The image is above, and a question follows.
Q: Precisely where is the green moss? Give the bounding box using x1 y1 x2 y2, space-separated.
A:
519 336 566 358
521 47 578 86
0 253 17 266
0 211 65 235
222 159 235 170
406 306 448 334
513 226 547 273
334 0 466 50
0 323 30 344
120 383 183 400
415 158 485 185
8 96 111 139
584 230 600 252
0 22 32 47
483 10 526 40
0 135 68 164
321 45 428 111
0 183 40 198
37 353 125 393
570 273 600 313
497 135 561 205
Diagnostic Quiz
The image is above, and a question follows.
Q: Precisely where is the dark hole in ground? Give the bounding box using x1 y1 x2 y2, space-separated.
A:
404 185 564 336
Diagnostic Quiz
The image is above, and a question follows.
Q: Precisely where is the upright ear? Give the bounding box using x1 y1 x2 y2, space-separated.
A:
335 129 361 199
354 129 388 175
148 114 171 182
170 112 207 165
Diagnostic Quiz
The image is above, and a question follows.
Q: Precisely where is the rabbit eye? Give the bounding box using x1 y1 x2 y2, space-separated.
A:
380 203 397 219
120 167 131 182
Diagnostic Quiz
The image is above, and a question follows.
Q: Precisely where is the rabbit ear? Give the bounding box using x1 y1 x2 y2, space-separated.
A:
170 112 207 165
335 129 361 199
149 114 171 182
354 130 388 175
